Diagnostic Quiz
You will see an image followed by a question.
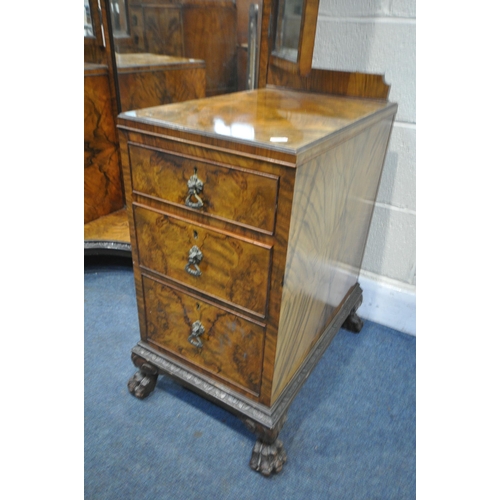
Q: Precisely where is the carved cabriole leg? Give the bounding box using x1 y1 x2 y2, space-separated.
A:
243 414 288 476
127 352 159 399
342 294 364 333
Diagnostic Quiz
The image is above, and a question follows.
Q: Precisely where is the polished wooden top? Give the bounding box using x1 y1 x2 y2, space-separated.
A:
118 88 396 154
115 53 205 72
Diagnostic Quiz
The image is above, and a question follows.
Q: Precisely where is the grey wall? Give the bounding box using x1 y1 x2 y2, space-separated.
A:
312 0 416 331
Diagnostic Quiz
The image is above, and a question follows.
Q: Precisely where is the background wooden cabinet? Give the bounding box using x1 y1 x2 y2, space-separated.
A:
84 64 124 225
113 0 240 97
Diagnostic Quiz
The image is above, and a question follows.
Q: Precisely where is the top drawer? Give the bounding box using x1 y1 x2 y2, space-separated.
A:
129 144 279 234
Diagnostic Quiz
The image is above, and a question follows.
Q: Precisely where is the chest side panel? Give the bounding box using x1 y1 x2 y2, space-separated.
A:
271 115 395 402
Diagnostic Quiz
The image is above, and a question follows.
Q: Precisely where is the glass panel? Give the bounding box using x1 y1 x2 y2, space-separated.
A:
273 0 304 62
84 0 94 37
110 0 129 37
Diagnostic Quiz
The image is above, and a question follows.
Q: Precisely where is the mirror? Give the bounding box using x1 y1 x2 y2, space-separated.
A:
84 0 105 47
109 0 129 37
273 0 303 63
269 0 319 76
107 0 264 112
84 0 95 37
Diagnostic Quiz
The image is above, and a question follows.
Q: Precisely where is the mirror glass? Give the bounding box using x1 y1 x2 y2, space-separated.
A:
110 0 129 37
108 0 263 112
273 0 304 63
84 0 95 37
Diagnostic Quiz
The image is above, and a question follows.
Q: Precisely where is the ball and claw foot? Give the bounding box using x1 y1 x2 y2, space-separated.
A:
127 370 158 399
249 439 287 476
128 354 158 399
127 358 158 399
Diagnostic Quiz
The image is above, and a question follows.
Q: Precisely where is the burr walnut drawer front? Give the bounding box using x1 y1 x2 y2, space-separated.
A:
142 275 265 396
129 144 279 234
134 205 272 317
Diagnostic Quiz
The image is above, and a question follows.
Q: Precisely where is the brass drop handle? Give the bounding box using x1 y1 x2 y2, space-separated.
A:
185 168 204 209
185 245 203 277
188 320 205 348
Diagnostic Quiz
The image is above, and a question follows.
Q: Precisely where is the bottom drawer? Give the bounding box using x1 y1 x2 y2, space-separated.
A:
142 275 265 396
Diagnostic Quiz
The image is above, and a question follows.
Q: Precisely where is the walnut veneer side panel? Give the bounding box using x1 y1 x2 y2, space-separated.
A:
271 114 395 402
84 71 124 224
117 66 206 111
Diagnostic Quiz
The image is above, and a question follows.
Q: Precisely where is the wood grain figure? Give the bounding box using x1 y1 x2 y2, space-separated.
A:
143 5 184 56
182 0 237 95
271 115 394 401
128 144 279 233
116 53 206 111
84 65 124 224
133 205 273 316
143 275 266 396
84 208 130 243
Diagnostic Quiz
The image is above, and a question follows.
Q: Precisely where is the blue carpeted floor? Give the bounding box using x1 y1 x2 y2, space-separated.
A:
84 257 415 499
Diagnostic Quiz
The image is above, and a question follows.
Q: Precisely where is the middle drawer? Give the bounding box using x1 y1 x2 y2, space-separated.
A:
134 204 272 317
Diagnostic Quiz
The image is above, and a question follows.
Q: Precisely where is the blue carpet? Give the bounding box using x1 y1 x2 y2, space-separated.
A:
85 258 415 499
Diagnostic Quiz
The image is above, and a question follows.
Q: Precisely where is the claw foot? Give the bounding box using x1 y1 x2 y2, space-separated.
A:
249 439 287 476
128 355 158 399
127 369 158 399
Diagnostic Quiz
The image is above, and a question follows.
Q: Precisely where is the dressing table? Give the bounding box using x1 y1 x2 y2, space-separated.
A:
117 0 397 475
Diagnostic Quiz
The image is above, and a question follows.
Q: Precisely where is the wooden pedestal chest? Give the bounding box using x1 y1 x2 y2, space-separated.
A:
117 88 397 475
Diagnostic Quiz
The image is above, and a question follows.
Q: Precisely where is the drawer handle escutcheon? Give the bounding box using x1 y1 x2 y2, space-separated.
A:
185 245 203 277
188 320 205 348
185 170 204 209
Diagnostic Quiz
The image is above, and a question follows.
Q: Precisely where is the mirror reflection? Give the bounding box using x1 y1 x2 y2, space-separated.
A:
110 0 129 37
106 0 263 112
273 0 304 63
84 0 95 37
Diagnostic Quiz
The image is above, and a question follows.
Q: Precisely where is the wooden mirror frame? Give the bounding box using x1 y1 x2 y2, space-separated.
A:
268 0 319 76
258 0 390 100
257 0 318 86
85 0 105 48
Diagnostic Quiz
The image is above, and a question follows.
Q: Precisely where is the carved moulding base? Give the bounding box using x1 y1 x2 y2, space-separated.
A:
84 240 132 258
128 283 364 475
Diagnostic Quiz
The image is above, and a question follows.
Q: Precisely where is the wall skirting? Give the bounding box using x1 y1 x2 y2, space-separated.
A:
358 273 416 336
